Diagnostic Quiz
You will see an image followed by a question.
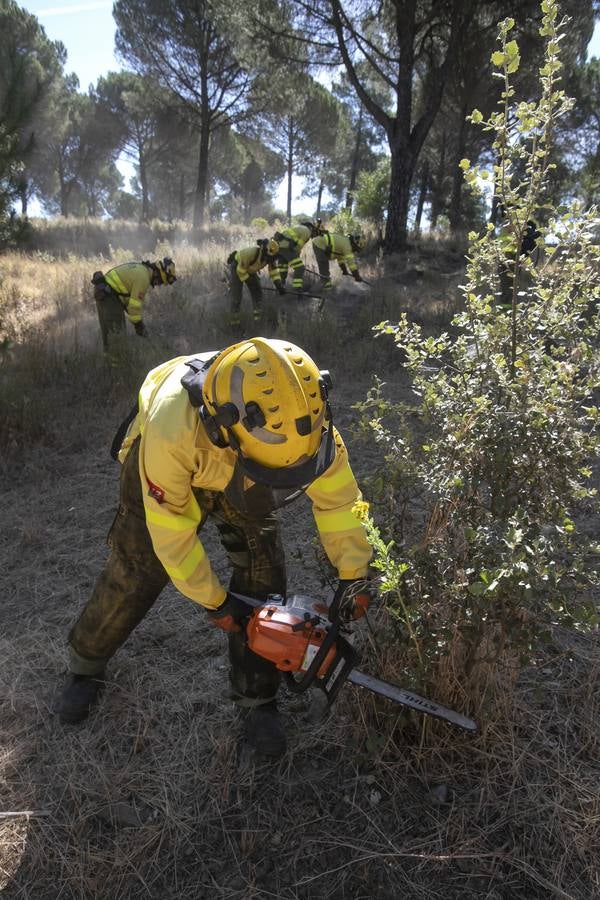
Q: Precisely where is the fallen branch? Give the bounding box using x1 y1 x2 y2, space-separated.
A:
0 810 51 819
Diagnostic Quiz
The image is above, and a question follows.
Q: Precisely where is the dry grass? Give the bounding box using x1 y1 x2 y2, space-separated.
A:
1 220 598 898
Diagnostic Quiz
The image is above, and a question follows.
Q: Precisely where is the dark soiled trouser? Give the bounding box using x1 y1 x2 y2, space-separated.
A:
312 246 332 290
68 439 285 707
94 284 126 350
229 262 263 322
275 242 305 289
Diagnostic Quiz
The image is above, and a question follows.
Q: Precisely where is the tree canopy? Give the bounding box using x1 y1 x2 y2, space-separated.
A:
1 0 598 242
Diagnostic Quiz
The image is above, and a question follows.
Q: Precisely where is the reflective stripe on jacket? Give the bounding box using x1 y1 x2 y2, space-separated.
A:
312 233 358 273
104 263 153 324
116 356 372 608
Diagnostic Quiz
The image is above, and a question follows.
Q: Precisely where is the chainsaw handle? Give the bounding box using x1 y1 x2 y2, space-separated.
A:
284 621 341 694
285 624 359 705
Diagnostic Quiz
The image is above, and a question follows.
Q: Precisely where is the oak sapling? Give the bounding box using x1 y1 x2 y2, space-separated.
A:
357 0 600 702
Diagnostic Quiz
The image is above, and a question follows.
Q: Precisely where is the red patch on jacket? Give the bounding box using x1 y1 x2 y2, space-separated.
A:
147 479 165 504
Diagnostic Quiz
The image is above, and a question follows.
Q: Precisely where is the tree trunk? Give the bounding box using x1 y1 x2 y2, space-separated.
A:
330 0 463 252
179 172 186 220
448 102 469 235
346 107 363 209
60 183 70 218
19 179 28 217
430 131 447 230
58 156 69 217
286 119 294 224
193 121 210 226
490 155 503 224
316 178 324 218
139 153 149 223
413 159 429 235
384 143 413 253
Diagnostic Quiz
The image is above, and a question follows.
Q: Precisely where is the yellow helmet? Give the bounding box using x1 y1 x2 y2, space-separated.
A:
155 256 177 284
202 338 335 486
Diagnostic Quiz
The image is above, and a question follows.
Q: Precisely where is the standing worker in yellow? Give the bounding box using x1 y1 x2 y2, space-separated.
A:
91 257 177 349
272 219 323 294
226 239 281 329
311 233 365 293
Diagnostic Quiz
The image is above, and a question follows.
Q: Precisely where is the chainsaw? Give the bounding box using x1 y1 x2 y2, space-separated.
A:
236 592 477 733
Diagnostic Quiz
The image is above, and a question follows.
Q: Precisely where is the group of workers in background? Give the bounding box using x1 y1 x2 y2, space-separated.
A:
226 217 365 328
90 217 366 348
89 211 541 348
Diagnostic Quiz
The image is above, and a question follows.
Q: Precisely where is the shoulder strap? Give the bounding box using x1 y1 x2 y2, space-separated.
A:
110 401 139 461
180 353 221 407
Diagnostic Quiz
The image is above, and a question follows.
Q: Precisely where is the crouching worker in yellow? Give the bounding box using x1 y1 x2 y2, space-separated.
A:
312 233 364 292
272 218 323 294
226 239 280 328
58 338 373 757
91 257 177 349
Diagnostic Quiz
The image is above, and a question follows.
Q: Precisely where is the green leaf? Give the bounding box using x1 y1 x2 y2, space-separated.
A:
467 582 486 596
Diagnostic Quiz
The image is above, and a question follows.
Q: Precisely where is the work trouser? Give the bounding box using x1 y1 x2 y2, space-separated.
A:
68 439 285 707
94 284 126 350
313 246 333 291
229 262 263 325
275 241 305 291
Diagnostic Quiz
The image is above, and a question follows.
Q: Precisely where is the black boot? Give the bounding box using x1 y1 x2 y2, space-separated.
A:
243 701 287 757
58 673 105 724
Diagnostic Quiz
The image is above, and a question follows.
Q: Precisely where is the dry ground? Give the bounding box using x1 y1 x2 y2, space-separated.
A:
1 228 598 899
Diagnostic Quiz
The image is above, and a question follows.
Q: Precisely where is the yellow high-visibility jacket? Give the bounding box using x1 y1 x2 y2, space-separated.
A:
278 224 312 250
312 233 358 273
233 246 279 284
104 262 153 324
118 356 372 609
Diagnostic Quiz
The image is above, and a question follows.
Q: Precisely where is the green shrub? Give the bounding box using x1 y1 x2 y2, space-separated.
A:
358 1 600 705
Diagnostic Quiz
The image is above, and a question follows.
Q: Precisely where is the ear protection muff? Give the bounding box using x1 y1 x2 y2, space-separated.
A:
181 353 231 448
199 402 240 448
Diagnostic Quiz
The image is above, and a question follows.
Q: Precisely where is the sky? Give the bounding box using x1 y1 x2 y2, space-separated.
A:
21 0 306 213
20 1 600 216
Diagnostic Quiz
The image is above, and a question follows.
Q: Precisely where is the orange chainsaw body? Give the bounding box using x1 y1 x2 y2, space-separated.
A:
246 595 336 676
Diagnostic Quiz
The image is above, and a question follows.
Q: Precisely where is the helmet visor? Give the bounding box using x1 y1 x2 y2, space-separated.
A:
232 417 336 492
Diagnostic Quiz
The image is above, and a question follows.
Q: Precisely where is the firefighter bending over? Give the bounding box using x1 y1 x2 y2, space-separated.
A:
226 239 280 328
58 338 373 757
312 232 365 292
272 218 323 295
91 257 177 349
